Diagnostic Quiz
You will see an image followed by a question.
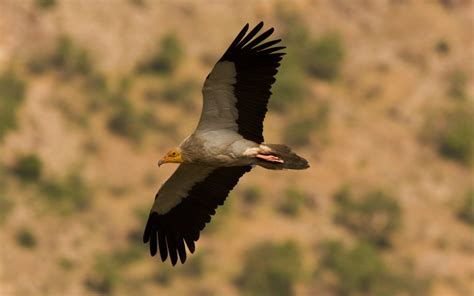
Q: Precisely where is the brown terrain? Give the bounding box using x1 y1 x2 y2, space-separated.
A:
0 0 473 295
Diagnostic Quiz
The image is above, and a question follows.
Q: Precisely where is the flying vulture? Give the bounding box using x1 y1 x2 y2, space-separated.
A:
143 22 309 265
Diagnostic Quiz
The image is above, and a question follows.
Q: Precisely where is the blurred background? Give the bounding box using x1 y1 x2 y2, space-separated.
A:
0 0 473 295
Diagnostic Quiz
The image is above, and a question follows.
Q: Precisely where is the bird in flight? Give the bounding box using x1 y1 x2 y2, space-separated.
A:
143 22 309 265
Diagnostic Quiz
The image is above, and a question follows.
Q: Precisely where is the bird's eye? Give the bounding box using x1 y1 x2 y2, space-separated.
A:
171 152 176 156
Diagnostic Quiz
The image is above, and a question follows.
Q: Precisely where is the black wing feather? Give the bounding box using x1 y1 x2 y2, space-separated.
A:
237 21 264 48
243 28 274 50
143 166 251 265
158 231 168 261
224 24 249 55
219 22 284 143
252 39 281 51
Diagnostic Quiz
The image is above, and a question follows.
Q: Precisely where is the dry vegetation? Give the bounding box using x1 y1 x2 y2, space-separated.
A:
0 0 473 295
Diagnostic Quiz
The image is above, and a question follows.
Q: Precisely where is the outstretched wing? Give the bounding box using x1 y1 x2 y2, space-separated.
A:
143 165 251 265
197 21 285 143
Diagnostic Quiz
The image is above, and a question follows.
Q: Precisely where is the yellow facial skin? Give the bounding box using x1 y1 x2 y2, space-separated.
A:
158 148 183 166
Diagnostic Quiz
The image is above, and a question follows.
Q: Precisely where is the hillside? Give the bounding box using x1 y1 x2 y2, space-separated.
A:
0 0 473 295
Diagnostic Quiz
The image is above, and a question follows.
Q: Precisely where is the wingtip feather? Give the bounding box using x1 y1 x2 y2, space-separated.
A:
150 231 157 256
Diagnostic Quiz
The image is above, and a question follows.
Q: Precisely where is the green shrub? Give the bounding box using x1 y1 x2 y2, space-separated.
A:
437 106 474 165
268 17 314 113
133 205 150 223
284 22 310 51
52 36 72 67
118 76 133 92
153 265 174 286
12 154 43 182
58 257 75 271
74 50 93 75
0 166 12 225
180 252 206 278
242 185 262 205
86 233 145 294
84 72 109 104
448 70 467 100
36 0 56 9
0 165 13 224
202 196 233 235
140 110 162 130
275 1 300 28
237 240 303 296
283 102 330 147
275 2 310 51
458 190 474 226
109 184 130 197
51 36 92 77
270 53 306 112
40 172 91 213
0 71 26 141
320 240 428 296
434 39 449 55
278 187 309 217
16 228 37 249
27 55 50 74
107 97 143 142
86 72 108 92
28 36 92 76
83 138 101 154
314 100 331 128
108 244 143 268
306 33 345 81
137 33 184 75
114 229 145 264
85 256 120 295
162 79 197 107
283 117 314 147
334 188 401 247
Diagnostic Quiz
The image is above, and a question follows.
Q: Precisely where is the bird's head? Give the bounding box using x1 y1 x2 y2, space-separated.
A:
158 147 183 166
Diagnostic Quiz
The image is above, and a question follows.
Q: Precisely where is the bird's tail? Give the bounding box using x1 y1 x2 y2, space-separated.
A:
256 144 309 170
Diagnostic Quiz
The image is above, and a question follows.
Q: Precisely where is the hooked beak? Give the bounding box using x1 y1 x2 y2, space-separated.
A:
158 158 165 167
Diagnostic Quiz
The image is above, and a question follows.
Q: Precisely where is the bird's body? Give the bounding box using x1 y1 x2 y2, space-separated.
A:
143 22 309 265
180 130 258 167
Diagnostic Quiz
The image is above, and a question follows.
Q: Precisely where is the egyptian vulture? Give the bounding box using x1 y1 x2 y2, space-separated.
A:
143 22 309 265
